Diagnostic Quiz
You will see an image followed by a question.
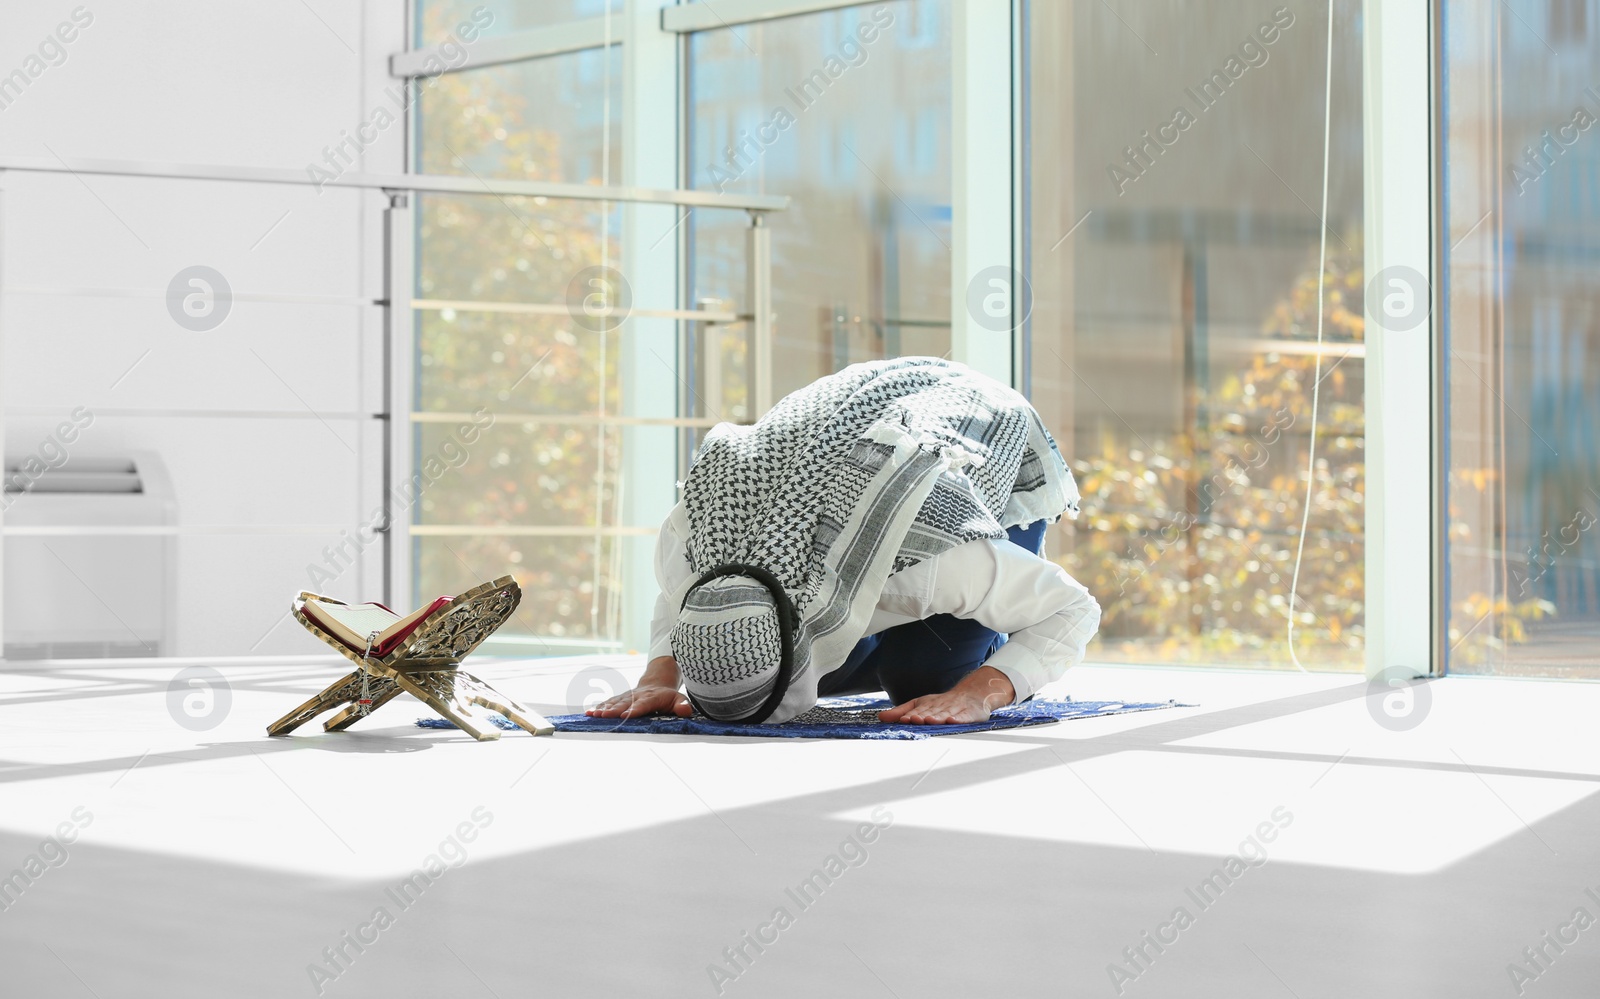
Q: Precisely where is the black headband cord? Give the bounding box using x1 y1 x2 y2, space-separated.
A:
677 563 797 725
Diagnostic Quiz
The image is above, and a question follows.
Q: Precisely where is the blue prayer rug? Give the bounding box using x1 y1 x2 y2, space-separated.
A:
415 695 1190 740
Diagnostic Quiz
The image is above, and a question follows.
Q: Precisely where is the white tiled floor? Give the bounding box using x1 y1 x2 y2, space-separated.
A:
2 655 1598 998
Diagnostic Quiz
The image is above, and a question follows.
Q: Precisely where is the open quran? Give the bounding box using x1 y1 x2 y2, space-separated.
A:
267 575 554 740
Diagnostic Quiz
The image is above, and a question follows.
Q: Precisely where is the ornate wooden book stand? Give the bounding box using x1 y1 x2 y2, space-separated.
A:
267 576 554 741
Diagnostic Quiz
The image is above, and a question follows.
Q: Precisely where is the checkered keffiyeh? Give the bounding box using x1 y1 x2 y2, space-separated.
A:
669 357 1079 724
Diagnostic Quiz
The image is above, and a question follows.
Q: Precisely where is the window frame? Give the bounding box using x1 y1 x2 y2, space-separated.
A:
1363 0 1439 680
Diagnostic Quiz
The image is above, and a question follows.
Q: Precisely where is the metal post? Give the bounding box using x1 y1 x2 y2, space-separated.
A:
746 211 773 417
0 173 7 653
698 298 726 424
381 191 414 608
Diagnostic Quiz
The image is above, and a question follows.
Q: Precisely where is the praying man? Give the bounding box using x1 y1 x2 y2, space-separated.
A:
588 356 1101 726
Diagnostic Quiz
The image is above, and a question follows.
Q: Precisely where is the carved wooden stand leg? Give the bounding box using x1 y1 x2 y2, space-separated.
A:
394 669 555 741
266 665 553 739
323 684 407 732
266 670 403 737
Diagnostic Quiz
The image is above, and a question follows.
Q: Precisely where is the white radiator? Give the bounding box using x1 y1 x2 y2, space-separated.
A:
2 451 177 659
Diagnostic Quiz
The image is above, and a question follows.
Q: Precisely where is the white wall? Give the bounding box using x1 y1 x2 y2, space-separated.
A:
0 1 406 656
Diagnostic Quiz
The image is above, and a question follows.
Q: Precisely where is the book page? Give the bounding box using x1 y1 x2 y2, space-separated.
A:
307 602 401 645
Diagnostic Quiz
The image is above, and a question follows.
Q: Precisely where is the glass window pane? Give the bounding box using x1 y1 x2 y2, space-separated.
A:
687 0 952 411
413 417 615 528
1443 0 1600 677
417 316 614 414
417 0 623 43
416 535 624 650
1026 0 1366 669
413 43 623 631
415 47 621 185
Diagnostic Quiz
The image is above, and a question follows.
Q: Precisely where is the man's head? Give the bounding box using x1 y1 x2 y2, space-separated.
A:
671 569 793 722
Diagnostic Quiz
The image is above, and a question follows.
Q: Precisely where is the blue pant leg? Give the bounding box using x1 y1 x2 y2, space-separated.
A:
869 614 1007 703
816 632 883 697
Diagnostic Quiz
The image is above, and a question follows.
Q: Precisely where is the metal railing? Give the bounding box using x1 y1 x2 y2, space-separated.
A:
0 154 786 641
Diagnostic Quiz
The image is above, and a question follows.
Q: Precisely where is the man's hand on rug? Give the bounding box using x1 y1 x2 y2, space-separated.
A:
586 685 693 718
878 666 1016 725
587 656 692 718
